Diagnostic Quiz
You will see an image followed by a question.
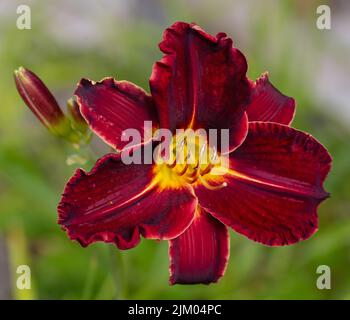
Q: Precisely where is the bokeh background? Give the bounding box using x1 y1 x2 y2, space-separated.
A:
0 0 349 299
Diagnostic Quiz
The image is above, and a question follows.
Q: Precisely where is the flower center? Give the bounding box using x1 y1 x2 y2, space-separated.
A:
153 130 227 190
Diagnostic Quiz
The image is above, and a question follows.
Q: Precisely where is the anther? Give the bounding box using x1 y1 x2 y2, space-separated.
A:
185 149 192 161
188 167 200 180
198 176 227 190
199 141 207 158
200 163 213 176
166 158 177 168
176 164 189 176
178 138 186 150
211 146 218 163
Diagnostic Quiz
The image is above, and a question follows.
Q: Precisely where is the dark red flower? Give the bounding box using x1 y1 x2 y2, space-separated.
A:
58 22 331 285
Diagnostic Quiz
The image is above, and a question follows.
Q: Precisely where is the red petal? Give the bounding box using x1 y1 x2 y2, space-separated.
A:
246 73 296 125
195 122 332 246
169 206 229 285
150 22 250 151
75 78 158 151
58 153 197 249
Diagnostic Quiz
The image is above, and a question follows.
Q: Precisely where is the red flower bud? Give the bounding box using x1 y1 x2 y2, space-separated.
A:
14 67 78 141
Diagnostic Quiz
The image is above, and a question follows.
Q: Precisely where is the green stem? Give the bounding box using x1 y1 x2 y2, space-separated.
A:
81 254 97 299
108 246 125 300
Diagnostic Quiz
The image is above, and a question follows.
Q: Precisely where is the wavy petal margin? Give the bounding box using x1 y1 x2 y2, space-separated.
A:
195 122 332 246
75 78 158 151
246 73 296 125
150 21 251 152
58 153 197 249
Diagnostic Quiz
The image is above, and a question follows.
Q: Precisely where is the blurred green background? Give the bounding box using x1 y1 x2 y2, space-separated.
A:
0 0 349 299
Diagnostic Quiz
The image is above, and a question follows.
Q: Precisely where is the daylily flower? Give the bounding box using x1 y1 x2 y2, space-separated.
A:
58 22 331 284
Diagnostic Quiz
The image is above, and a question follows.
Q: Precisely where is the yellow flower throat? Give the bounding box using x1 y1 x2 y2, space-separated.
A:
153 130 228 190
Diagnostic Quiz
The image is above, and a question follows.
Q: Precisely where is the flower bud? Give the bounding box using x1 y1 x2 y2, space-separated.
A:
67 97 88 135
14 67 79 142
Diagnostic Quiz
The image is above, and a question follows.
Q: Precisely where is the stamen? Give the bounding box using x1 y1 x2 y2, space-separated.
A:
211 146 218 163
179 138 186 149
166 158 177 168
185 176 198 184
188 167 200 180
167 137 191 167
163 134 225 189
198 176 227 190
200 163 213 176
199 141 207 158
185 149 192 162
166 139 185 168
176 164 189 176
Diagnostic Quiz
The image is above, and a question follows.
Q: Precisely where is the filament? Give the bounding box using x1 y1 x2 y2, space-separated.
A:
198 176 227 190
